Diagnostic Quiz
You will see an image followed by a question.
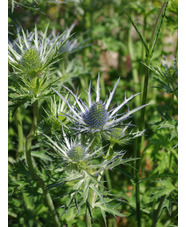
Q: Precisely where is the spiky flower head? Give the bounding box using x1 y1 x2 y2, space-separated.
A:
53 75 148 133
21 48 41 76
68 145 85 162
8 24 77 107
43 128 102 168
8 24 77 77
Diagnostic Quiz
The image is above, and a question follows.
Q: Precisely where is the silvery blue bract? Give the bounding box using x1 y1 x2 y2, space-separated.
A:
53 75 148 133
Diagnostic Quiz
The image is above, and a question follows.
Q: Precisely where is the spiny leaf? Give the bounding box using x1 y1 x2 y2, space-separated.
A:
95 202 125 218
100 209 107 227
150 180 176 201
85 171 104 188
138 173 177 184
89 184 106 207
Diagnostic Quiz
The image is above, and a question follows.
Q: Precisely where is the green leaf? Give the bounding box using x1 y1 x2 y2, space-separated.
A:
95 202 125 218
139 173 177 184
31 151 52 161
125 11 149 55
149 1 169 55
85 171 103 188
150 180 176 201
89 184 106 207
100 209 107 227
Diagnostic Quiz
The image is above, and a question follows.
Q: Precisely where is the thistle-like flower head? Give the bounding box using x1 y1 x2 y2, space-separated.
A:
8 24 76 77
43 128 102 167
8 24 77 107
68 145 85 162
82 101 108 129
53 76 148 133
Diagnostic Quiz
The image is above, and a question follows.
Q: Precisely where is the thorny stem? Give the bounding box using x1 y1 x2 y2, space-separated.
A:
25 101 60 227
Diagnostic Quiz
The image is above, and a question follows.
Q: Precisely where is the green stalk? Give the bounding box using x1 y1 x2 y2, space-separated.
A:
83 0 93 65
132 3 168 226
134 56 151 227
25 101 60 227
128 28 140 106
105 170 112 191
85 141 114 226
85 207 92 227
90 142 114 207
15 107 24 159
151 195 166 227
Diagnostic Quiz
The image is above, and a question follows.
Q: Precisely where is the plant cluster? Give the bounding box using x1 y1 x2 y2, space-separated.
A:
8 0 178 226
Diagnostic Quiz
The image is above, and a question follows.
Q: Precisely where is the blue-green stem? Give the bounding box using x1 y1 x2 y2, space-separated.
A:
25 101 60 227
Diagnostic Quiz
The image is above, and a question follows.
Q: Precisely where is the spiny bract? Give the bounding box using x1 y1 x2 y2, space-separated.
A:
53 75 148 133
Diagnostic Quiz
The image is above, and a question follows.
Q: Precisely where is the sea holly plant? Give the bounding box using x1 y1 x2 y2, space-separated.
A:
41 76 148 226
8 0 178 226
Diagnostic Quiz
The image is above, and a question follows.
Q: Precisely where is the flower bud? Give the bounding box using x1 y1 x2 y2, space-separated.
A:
68 145 85 162
22 49 41 75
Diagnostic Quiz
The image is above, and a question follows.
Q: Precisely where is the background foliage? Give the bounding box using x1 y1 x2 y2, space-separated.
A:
8 0 178 226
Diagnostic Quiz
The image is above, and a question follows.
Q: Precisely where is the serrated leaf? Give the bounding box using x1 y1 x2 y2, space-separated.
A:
89 184 106 207
95 202 125 218
150 180 175 201
139 173 177 184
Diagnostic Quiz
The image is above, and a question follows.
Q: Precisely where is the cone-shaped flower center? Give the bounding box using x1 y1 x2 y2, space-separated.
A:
82 101 108 129
68 145 84 162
